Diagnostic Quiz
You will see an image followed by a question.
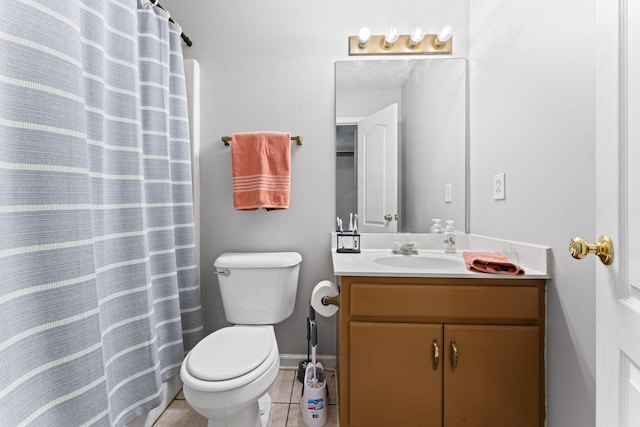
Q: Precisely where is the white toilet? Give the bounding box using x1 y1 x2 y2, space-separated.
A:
180 252 302 427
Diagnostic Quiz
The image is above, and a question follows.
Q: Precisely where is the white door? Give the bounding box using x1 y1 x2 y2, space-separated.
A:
357 103 398 233
595 0 640 425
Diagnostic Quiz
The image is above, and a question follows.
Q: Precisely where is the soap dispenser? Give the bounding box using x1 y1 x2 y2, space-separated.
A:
443 220 456 253
430 218 443 234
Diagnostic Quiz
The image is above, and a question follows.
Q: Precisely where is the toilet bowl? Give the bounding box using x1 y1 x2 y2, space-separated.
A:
180 326 280 427
180 252 302 427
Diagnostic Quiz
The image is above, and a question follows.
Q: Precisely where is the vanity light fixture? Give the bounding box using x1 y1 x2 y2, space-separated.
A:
348 26 452 56
409 27 426 47
384 27 399 48
358 27 371 48
436 25 453 45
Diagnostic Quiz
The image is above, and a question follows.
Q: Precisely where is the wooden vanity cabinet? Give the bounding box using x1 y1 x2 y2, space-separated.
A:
338 276 546 427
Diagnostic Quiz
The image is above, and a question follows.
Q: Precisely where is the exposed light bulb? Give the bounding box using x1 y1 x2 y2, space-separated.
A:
384 27 399 47
409 27 425 47
436 25 453 44
358 27 371 48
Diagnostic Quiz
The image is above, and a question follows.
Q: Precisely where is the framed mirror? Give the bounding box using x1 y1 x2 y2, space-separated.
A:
335 58 468 233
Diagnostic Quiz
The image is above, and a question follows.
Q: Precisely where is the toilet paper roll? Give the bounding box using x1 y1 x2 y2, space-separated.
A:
311 280 339 317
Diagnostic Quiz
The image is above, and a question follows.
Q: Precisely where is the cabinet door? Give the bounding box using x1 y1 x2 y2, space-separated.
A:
350 322 443 427
444 325 540 427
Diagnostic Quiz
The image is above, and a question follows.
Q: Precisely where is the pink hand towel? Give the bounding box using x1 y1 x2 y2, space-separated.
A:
463 251 525 275
231 132 291 210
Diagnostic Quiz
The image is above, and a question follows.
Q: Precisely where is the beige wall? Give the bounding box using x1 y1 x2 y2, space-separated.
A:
164 0 595 425
469 1 596 426
163 0 469 358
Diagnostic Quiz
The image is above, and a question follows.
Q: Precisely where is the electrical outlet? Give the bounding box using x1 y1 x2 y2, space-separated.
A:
493 173 506 200
445 184 452 203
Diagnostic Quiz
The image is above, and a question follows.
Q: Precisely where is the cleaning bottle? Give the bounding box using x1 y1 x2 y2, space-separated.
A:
430 218 443 234
444 220 456 253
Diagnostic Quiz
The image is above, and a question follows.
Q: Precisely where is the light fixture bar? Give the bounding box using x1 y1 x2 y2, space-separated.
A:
348 34 452 55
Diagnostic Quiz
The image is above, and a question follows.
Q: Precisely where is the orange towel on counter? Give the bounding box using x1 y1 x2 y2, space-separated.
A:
463 251 525 275
231 132 291 210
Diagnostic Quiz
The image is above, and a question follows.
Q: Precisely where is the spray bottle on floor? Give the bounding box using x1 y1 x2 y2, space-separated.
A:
300 305 328 426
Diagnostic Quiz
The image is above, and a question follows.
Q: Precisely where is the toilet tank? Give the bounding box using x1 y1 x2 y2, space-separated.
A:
214 252 302 325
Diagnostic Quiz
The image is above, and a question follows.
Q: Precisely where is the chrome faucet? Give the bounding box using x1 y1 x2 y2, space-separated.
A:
392 242 417 255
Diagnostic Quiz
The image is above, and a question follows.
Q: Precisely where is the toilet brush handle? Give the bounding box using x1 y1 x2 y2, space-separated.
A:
310 320 317 348
309 303 315 322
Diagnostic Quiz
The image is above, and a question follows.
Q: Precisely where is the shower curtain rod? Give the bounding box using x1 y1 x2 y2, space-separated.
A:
152 0 193 46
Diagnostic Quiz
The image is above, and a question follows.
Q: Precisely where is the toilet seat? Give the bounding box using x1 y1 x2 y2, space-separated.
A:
187 326 274 382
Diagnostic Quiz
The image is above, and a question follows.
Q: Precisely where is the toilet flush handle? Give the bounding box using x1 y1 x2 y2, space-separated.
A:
214 268 230 276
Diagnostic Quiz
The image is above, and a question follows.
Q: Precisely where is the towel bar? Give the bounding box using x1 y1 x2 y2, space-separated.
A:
221 135 303 146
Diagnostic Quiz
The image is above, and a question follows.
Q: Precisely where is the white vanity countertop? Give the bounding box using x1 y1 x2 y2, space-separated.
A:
331 233 551 279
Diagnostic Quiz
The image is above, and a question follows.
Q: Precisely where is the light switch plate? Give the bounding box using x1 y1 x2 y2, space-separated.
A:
493 173 506 200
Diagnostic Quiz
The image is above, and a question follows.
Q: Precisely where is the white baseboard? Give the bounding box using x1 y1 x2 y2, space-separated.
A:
279 353 336 370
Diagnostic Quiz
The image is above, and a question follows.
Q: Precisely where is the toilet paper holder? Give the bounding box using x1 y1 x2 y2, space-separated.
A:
321 295 340 308
311 280 340 317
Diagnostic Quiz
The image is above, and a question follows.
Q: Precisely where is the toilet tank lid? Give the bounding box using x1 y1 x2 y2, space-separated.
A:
214 252 302 269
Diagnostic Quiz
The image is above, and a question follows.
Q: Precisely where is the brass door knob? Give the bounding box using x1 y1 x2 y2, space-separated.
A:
568 234 613 265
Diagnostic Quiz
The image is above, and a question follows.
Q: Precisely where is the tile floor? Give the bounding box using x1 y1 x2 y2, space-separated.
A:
153 368 338 427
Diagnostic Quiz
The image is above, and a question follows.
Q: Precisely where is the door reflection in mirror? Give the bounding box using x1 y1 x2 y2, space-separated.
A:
335 59 468 233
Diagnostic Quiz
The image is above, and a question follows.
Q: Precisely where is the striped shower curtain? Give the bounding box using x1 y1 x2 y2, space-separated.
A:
0 1 203 425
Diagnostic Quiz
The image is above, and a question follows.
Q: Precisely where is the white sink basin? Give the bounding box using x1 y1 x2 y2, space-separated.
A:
372 253 465 270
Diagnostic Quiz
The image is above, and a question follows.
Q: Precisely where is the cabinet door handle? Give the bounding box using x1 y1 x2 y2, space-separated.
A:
450 338 458 371
432 338 440 371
